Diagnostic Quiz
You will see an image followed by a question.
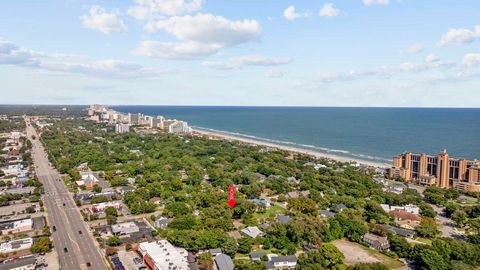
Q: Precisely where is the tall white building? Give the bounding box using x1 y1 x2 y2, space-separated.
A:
115 123 130 133
168 121 191 134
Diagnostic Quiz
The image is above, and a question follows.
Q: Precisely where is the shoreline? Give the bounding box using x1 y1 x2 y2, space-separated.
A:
191 128 390 169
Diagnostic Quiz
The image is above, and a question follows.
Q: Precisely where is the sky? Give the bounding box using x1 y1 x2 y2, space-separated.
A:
1 0 480 107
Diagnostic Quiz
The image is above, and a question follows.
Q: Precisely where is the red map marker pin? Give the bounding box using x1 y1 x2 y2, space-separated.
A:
227 186 236 208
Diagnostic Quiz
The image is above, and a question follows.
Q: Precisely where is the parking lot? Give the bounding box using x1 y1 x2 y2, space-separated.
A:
0 202 40 216
118 249 145 270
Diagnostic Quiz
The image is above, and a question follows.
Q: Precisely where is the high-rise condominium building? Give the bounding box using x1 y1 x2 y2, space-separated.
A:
115 123 130 133
389 149 480 192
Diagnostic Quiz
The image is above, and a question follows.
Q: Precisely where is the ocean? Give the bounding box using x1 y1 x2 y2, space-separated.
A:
112 106 480 164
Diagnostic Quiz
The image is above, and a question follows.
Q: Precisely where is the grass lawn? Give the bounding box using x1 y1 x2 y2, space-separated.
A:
61 175 75 192
253 205 287 220
333 239 404 269
415 237 433 245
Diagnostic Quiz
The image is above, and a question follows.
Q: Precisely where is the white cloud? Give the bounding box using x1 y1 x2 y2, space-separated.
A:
406 43 424 54
133 41 221 59
264 69 286 78
81 6 127 34
0 39 38 66
203 55 292 70
283 6 301 20
135 13 262 59
297 55 455 87
319 3 340 18
425 54 440 63
128 0 203 20
438 25 480 47
362 0 390 6
462 53 480 67
0 38 167 78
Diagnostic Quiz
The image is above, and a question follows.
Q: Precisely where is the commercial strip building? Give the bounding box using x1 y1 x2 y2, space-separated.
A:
0 237 33 254
390 149 480 192
0 218 33 235
111 222 139 236
137 240 189 270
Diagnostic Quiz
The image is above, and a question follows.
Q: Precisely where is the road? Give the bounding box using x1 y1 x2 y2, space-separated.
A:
25 118 108 270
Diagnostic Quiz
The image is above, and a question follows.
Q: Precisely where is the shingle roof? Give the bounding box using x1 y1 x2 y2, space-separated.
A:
272 255 297 263
249 250 266 259
215 254 234 270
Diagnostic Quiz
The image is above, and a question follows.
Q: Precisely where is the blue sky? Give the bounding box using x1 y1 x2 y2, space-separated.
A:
1 0 480 107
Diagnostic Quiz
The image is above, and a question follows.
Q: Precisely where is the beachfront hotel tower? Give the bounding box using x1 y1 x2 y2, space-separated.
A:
390 150 480 192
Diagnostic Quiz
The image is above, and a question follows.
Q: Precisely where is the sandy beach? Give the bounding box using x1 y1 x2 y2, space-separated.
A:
192 128 390 169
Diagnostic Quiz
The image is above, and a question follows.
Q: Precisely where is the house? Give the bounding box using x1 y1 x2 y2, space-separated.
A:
285 190 310 199
241 226 265 238
259 223 270 230
248 198 271 208
320 210 335 218
337 203 347 212
214 254 234 270
363 233 390 251
117 185 136 195
249 250 267 262
150 197 162 205
227 231 242 240
380 204 420 215
76 172 99 189
404 204 420 215
179 170 188 179
373 178 389 185
277 215 290 225
380 224 415 238
155 217 172 229
287 177 300 184
255 173 267 183
387 183 407 194
265 255 297 270
209 248 222 256
390 210 422 229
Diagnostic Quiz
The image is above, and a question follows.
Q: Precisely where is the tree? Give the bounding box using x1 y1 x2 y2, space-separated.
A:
412 246 449 270
106 215 117 225
92 184 102 193
199 252 213 270
168 215 197 230
298 243 345 269
105 206 118 217
387 234 411 258
415 217 439 238
237 237 252 254
451 210 467 228
30 237 53 253
107 236 121 246
419 203 437 218
164 202 192 217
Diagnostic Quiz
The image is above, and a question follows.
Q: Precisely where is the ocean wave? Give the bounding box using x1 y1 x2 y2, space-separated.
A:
192 126 392 163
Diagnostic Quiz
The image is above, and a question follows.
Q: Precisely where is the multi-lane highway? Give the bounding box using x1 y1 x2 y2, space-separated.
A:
25 118 107 270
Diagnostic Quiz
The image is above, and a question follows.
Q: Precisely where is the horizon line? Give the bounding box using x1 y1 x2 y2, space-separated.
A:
1 104 480 109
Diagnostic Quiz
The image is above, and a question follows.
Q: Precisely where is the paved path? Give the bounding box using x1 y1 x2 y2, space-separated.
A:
26 118 108 270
